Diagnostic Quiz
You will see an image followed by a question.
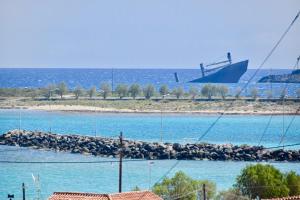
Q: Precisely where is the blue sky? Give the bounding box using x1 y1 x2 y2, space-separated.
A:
0 0 299 69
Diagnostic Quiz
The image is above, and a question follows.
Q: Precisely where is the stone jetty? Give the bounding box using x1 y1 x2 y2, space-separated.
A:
1 130 299 162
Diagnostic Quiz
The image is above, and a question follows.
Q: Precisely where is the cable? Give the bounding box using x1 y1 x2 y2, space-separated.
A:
151 10 300 191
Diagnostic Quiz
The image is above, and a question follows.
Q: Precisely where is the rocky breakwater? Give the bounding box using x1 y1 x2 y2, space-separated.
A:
1 130 300 162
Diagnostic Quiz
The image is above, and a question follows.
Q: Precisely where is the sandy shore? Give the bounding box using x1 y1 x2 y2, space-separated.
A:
1 104 298 115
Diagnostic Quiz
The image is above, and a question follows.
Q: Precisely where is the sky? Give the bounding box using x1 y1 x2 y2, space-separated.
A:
0 0 299 69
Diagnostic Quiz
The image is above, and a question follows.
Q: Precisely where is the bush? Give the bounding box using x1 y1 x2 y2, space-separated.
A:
250 88 258 99
286 171 300 196
129 84 141 99
189 86 198 99
143 85 155 100
215 188 249 200
217 85 229 99
201 84 217 99
88 86 97 99
172 87 184 99
74 85 84 99
57 82 68 99
159 85 169 98
100 83 111 99
115 84 128 99
235 164 290 199
153 171 216 200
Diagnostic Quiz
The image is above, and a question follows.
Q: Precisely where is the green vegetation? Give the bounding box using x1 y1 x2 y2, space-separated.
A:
100 83 111 99
153 171 216 200
217 85 229 100
115 84 128 99
189 86 199 100
88 86 97 99
201 84 217 99
129 84 141 99
57 82 68 99
250 87 258 100
143 84 155 99
159 85 169 98
74 85 84 99
235 164 300 199
215 188 249 200
172 87 184 99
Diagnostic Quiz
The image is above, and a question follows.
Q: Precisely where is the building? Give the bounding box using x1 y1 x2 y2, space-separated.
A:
48 191 162 200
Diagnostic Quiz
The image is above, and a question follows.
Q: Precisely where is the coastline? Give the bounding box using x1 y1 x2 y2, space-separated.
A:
0 104 299 115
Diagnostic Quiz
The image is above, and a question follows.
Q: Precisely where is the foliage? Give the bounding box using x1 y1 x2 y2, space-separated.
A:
266 90 273 99
217 85 229 99
143 84 155 99
57 82 68 99
159 85 169 98
129 84 141 99
235 87 242 99
100 83 111 99
88 86 97 99
45 84 57 99
286 171 300 196
131 186 141 191
296 89 300 98
115 84 128 99
215 188 249 200
172 87 184 99
235 164 289 199
74 85 84 99
250 88 258 99
189 86 198 100
201 84 217 99
152 171 216 200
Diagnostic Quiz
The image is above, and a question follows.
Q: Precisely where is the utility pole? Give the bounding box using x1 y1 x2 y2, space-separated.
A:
22 183 26 200
202 184 206 200
119 131 123 193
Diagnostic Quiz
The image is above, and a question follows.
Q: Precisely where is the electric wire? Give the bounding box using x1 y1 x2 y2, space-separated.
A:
150 10 300 193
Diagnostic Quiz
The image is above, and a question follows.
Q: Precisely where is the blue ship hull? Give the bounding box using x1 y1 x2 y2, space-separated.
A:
190 60 248 83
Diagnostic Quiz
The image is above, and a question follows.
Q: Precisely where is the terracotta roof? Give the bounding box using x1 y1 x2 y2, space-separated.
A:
109 191 162 200
263 196 300 200
48 191 162 200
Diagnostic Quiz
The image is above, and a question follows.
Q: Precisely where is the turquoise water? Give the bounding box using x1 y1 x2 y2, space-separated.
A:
0 109 300 199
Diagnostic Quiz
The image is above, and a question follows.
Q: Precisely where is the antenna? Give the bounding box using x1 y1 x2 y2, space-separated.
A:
32 174 41 200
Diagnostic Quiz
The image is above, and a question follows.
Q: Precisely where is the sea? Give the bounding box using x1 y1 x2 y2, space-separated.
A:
0 68 300 199
0 68 299 97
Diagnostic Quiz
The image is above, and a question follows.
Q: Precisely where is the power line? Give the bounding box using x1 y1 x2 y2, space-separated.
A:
151 10 300 190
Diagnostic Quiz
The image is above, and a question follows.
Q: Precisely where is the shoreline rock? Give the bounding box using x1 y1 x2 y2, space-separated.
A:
1 130 299 162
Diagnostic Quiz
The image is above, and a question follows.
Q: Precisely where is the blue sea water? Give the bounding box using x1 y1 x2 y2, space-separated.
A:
0 109 300 199
0 68 299 97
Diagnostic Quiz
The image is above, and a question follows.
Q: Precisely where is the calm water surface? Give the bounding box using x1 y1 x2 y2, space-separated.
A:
0 109 299 199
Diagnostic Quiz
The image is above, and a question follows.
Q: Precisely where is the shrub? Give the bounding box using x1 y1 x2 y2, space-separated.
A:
115 84 128 99
100 83 111 99
159 85 169 98
189 86 198 100
88 86 97 99
250 87 258 99
129 84 141 99
172 87 184 99
201 84 217 99
217 85 229 99
74 85 84 99
57 82 68 99
153 171 216 200
143 85 155 100
235 164 289 199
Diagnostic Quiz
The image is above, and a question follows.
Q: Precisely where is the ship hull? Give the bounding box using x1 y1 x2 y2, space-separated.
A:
190 60 248 83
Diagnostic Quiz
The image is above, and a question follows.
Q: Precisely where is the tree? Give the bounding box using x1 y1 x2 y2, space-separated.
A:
129 84 141 99
159 85 169 98
44 84 57 100
143 84 155 100
296 89 300 98
131 186 141 191
215 188 249 200
280 89 287 99
286 171 300 196
88 86 97 99
250 88 258 100
100 83 111 99
74 85 84 100
266 90 273 99
235 164 289 199
57 82 68 99
189 86 198 100
201 84 217 99
217 85 229 100
115 84 128 99
172 87 184 99
153 171 216 200
235 87 242 99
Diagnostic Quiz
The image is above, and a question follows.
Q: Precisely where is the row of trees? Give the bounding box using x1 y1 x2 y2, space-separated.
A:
1 82 299 100
149 164 300 200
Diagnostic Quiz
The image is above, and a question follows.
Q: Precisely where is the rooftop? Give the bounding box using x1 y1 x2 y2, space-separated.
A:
48 191 162 200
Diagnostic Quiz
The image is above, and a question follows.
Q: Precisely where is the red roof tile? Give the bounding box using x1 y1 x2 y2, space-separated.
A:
48 191 162 200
